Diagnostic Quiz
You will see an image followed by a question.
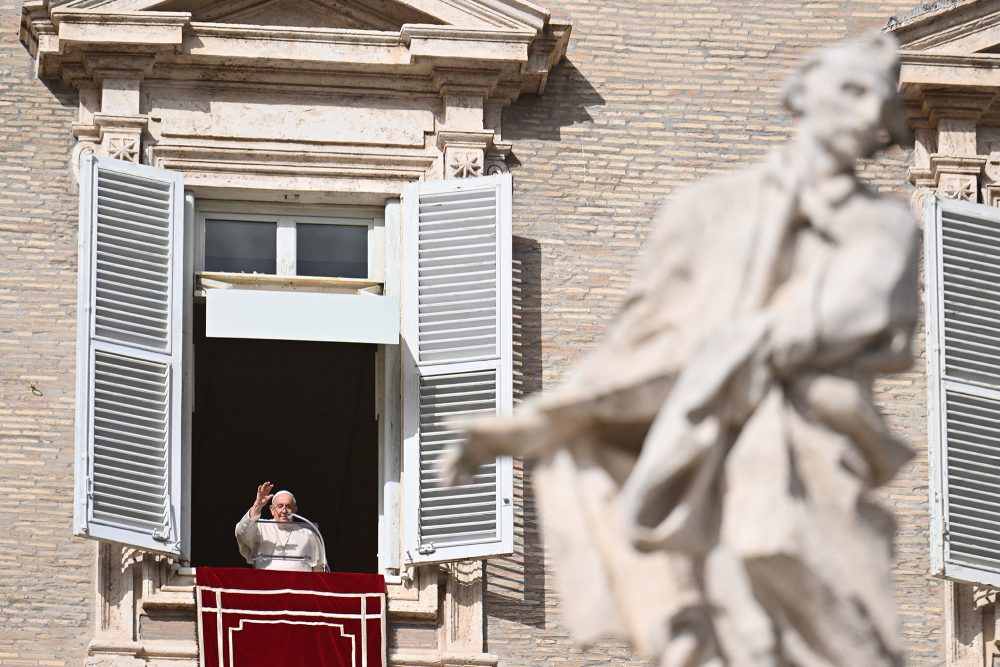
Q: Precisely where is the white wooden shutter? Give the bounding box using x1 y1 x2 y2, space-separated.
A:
73 153 186 557
401 173 514 564
927 195 1000 586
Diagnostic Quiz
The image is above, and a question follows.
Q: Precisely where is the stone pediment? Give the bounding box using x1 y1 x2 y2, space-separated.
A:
889 0 1000 55
21 0 570 94
154 0 443 32
48 0 550 30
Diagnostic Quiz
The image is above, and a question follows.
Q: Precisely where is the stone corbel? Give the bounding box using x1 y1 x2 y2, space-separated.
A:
86 543 144 666
437 561 498 667
905 98 935 188
921 91 995 128
437 131 495 179
485 141 513 175
482 82 520 175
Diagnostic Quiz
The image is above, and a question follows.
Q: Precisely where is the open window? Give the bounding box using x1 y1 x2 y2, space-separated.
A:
926 195 1000 587
74 156 516 570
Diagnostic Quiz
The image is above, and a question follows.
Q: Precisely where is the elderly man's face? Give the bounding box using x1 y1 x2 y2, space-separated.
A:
270 492 296 523
798 62 894 167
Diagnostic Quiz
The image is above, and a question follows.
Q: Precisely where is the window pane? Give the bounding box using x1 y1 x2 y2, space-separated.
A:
204 220 277 274
297 224 368 278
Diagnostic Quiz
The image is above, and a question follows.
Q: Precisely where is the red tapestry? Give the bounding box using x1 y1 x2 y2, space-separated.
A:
196 567 386 667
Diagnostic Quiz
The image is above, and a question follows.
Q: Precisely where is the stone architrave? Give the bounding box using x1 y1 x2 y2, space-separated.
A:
449 33 919 667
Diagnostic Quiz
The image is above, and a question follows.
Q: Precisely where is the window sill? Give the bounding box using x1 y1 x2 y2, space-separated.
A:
196 271 383 297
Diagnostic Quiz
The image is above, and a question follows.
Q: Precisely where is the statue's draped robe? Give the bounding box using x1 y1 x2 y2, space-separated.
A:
527 152 918 667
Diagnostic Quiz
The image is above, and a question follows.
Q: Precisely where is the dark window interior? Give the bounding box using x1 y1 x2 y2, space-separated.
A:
204 219 277 274
296 223 368 278
190 304 378 573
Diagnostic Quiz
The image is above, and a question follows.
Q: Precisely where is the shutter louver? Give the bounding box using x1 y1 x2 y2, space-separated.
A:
74 154 186 556
94 171 173 349
928 195 1000 586
402 174 514 564
92 351 170 533
418 370 499 547
417 189 499 363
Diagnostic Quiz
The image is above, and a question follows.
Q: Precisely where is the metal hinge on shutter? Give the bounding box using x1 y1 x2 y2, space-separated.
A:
417 543 436 555
152 494 173 542
80 474 93 535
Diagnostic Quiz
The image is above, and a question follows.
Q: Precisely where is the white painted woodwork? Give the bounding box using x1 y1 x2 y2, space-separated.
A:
74 153 186 557
204 289 400 344
926 194 1000 587
401 174 514 565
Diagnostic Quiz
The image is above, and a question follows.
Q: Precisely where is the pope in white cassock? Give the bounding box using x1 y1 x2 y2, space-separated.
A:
235 481 324 572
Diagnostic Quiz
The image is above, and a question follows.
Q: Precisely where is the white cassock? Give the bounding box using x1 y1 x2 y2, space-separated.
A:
235 511 322 572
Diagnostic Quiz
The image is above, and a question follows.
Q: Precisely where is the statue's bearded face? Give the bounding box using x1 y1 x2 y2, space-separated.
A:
798 62 895 166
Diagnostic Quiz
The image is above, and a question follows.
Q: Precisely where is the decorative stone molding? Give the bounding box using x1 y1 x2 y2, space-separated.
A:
388 565 439 619
84 656 146 667
441 561 484 653
930 155 987 203
449 151 484 178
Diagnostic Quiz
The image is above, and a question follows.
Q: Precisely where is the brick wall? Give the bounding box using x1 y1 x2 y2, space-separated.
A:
0 2 92 665
489 1 943 665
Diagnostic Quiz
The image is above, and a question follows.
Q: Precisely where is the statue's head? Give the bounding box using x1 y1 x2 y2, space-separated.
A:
783 33 912 166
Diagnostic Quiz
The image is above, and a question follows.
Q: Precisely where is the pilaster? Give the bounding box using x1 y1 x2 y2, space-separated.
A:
86 544 144 666
433 68 502 179
921 92 994 203
438 561 497 667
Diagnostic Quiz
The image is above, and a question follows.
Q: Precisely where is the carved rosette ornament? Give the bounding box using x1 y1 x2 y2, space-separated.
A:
437 131 494 180
107 136 140 163
939 172 978 202
930 156 986 204
449 152 483 178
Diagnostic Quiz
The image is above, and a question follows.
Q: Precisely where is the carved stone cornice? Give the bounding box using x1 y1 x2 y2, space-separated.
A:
922 90 997 124
930 154 987 178
432 67 504 98
390 651 499 667
435 130 495 151
22 5 570 97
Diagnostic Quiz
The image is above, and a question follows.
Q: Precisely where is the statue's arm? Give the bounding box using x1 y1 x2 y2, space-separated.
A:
771 203 919 375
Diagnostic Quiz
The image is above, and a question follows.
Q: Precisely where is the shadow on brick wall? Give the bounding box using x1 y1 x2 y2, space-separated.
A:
502 59 605 142
485 236 548 630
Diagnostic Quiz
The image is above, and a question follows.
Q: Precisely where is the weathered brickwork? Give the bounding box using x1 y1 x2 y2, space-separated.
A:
0 1 94 666
489 1 943 665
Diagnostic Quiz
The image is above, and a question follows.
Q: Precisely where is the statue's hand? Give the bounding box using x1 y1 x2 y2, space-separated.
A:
440 416 509 486
441 406 553 486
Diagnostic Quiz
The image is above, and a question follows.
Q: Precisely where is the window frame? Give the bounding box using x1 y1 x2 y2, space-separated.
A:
186 198 402 575
194 201 385 281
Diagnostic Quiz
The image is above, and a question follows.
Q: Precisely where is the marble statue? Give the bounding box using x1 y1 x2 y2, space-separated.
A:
448 32 918 667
